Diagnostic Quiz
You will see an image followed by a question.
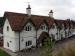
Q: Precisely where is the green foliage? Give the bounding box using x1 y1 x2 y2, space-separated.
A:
43 37 50 48
43 36 55 48
0 49 10 56
41 37 55 56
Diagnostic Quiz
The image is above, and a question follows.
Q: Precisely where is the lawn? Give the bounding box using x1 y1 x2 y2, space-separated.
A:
0 49 10 56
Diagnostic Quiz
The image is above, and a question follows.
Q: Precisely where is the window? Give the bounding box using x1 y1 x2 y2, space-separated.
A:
25 26 32 31
51 25 55 29
61 34 63 39
56 33 58 35
26 41 32 46
41 25 45 30
7 26 9 31
7 42 9 47
46 27 48 30
10 41 12 43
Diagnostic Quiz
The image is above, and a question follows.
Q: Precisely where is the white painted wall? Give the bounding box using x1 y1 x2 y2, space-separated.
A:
65 28 69 38
68 29 73 37
20 22 36 50
59 29 65 40
49 24 58 40
37 23 48 39
3 19 19 52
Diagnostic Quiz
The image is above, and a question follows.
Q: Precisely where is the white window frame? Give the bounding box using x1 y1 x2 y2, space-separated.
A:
25 25 32 31
26 40 32 46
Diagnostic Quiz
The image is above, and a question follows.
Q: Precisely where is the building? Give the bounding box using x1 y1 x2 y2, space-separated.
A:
3 4 75 52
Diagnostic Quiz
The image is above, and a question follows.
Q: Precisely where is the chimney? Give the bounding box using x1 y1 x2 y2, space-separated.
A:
26 4 31 16
48 10 53 18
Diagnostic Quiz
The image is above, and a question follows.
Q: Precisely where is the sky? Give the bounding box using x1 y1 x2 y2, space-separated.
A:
0 0 75 20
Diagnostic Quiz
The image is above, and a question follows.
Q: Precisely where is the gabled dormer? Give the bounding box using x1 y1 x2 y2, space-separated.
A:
50 23 56 29
24 20 35 32
40 23 48 31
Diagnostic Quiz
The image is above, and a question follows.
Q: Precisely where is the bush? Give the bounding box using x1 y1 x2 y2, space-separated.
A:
41 37 55 56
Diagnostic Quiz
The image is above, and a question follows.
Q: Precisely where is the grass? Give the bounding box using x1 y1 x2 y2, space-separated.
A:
53 41 75 56
0 49 10 56
41 38 75 56
41 42 75 56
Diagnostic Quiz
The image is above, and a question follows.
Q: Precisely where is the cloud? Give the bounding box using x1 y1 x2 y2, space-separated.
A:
0 0 75 20
31 0 75 20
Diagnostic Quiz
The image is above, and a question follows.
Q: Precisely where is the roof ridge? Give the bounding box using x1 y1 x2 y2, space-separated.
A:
4 11 51 18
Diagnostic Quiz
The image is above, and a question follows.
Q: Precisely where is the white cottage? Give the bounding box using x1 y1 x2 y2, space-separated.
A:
3 5 55 52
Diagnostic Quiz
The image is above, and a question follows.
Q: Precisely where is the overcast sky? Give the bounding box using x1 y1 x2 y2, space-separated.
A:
0 0 75 20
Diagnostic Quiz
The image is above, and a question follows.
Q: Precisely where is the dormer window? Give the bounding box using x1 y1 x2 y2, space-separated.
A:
46 27 48 30
7 26 9 31
25 26 32 31
40 25 48 30
41 25 45 30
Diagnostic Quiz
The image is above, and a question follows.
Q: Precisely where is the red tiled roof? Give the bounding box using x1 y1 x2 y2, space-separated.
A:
46 18 54 28
4 12 29 31
54 19 70 27
64 21 69 28
4 12 54 31
54 19 65 25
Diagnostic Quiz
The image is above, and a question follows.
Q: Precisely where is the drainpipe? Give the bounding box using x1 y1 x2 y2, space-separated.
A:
57 28 58 40
19 31 20 51
48 27 49 34
65 29 66 38
36 29 37 47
